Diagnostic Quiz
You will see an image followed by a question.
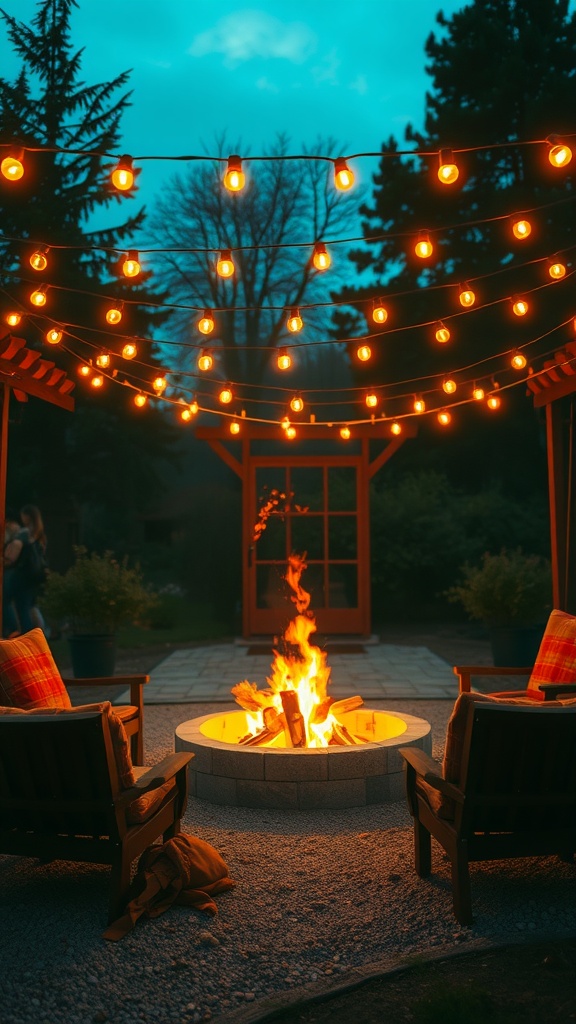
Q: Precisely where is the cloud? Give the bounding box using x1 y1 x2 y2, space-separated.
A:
256 76 280 93
311 48 340 85
349 74 368 95
189 10 316 66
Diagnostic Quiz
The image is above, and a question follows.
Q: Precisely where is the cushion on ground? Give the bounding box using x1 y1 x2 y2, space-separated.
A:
526 609 576 699
0 628 71 710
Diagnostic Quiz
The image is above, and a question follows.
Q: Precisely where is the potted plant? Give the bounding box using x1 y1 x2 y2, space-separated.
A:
41 547 157 677
446 548 552 666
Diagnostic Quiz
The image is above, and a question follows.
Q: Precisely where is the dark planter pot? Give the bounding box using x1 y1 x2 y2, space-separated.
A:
489 624 545 668
67 634 116 678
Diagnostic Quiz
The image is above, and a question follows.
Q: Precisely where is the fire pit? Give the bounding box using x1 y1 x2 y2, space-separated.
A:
175 552 432 809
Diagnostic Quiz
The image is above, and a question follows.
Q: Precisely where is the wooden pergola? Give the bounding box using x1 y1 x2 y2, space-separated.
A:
527 339 576 612
0 331 75 601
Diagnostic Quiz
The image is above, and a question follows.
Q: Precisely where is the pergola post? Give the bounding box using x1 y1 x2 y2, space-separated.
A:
0 383 10 619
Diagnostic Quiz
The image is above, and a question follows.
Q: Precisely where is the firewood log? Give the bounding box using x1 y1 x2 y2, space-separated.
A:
280 690 306 747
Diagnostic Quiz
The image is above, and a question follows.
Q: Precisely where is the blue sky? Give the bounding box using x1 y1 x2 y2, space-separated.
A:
0 0 467 215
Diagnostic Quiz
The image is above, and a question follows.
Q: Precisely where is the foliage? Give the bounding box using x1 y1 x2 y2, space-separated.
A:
41 547 157 634
446 548 552 626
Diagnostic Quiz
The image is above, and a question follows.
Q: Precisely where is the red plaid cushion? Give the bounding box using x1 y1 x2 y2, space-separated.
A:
527 609 576 699
0 628 71 709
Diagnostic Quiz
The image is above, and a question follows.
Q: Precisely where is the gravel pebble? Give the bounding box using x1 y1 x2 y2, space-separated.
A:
2 698 575 1024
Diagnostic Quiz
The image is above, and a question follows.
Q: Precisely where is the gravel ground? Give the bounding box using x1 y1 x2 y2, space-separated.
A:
2 696 575 1024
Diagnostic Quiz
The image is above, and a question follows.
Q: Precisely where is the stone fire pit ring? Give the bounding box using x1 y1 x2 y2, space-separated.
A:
175 708 432 810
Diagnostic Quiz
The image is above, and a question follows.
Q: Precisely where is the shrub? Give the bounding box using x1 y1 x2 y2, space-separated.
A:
445 548 552 626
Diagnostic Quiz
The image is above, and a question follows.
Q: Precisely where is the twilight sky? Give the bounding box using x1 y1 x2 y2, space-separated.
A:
0 0 467 217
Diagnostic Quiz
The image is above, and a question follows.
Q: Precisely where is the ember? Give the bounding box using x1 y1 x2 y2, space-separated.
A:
231 553 365 748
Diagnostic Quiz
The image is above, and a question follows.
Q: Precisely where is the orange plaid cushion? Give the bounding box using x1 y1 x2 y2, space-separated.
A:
527 609 576 700
0 628 71 710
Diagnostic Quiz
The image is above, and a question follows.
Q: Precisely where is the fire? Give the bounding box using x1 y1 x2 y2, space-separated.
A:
232 553 364 747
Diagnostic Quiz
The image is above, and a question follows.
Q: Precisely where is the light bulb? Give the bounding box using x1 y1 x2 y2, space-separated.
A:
281 416 291 431
472 385 485 401
91 374 104 389
365 392 379 409
111 155 134 191
413 397 426 414
45 327 62 345
390 421 402 436
277 348 292 371
30 249 48 271
219 384 233 404
134 393 147 408
437 148 459 185
286 307 303 333
5 311 22 327
229 419 241 435
442 377 457 394
487 393 501 410
198 350 213 372
152 375 167 394
312 243 331 271
512 297 529 316
189 399 199 415
357 344 371 362
414 230 433 259
216 249 235 278
285 425 297 440
512 217 531 240
223 155 245 192
458 283 476 307
547 136 573 168
372 299 388 324
78 364 91 378
105 303 123 325
122 251 141 277
1 148 24 181
96 351 111 369
511 351 527 369
180 406 193 422
333 157 354 191
548 258 566 280
30 287 47 307
435 322 451 344
198 309 215 335
437 410 451 426
340 425 351 440
122 342 137 359
290 395 304 413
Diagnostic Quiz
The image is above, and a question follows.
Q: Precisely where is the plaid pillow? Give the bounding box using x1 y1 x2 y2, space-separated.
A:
0 628 71 709
527 609 576 699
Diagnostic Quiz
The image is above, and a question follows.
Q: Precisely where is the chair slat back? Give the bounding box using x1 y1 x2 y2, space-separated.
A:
0 711 119 837
458 705 576 834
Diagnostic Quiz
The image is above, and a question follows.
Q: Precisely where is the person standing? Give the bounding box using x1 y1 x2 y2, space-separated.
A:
4 504 47 635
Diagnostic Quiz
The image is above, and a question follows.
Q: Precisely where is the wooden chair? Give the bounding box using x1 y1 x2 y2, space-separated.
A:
63 674 149 763
0 708 193 923
453 664 576 701
400 701 576 924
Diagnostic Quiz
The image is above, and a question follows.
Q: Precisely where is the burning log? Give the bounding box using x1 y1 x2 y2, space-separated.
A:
231 681 273 712
239 709 287 747
280 690 306 747
331 720 363 745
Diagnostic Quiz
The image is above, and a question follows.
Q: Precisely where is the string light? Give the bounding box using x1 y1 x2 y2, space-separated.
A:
122 341 137 359
0 147 24 181
290 395 304 413
487 393 501 410
189 399 199 415
134 392 147 408
390 421 402 436
437 148 459 185
365 392 379 409
29 249 48 271
180 405 193 422
111 155 135 191
229 418 241 435
435 321 451 343
472 384 485 401
78 364 91 378
512 216 532 240
216 249 235 278
511 350 527 369
122 251 141 277
312 242 331 271
30 286 47 307
286 307 303 333
458 283 476 307
413 396 426 414
218 384 233 404
547 135 573 168
340 425 351 440
198 350 213 372
414 230 433 259
280 415 291 431
437 410 452 426
333 157 354 191
105 302 123 325
223 155 245 192
277 348 292 371
548 257 567 280
96 351 111 369
442 377 457 394
198 308 215 335
5 311 22 327
512 296 529 316
45 327 62 345
372 298 388 324
152 375 167 394
356 344 371 362
285 425 297 440
91 374 104 389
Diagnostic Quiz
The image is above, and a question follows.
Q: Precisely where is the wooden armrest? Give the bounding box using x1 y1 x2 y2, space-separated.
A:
399 747 463 802
63 675 150 687
538 682 576 699
453 664 532 692
114 752 194 809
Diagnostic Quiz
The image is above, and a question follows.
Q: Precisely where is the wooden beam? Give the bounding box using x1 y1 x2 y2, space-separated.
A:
197 421 418 441
0 358 74 411
0 384 10 626
533 374 576 407
202 438 243 478
368 435 409 479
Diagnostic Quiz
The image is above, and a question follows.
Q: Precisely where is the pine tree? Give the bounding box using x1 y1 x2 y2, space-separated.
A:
0 0 177 553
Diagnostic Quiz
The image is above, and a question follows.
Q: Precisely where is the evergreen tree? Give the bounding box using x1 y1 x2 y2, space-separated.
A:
0 0 178 554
